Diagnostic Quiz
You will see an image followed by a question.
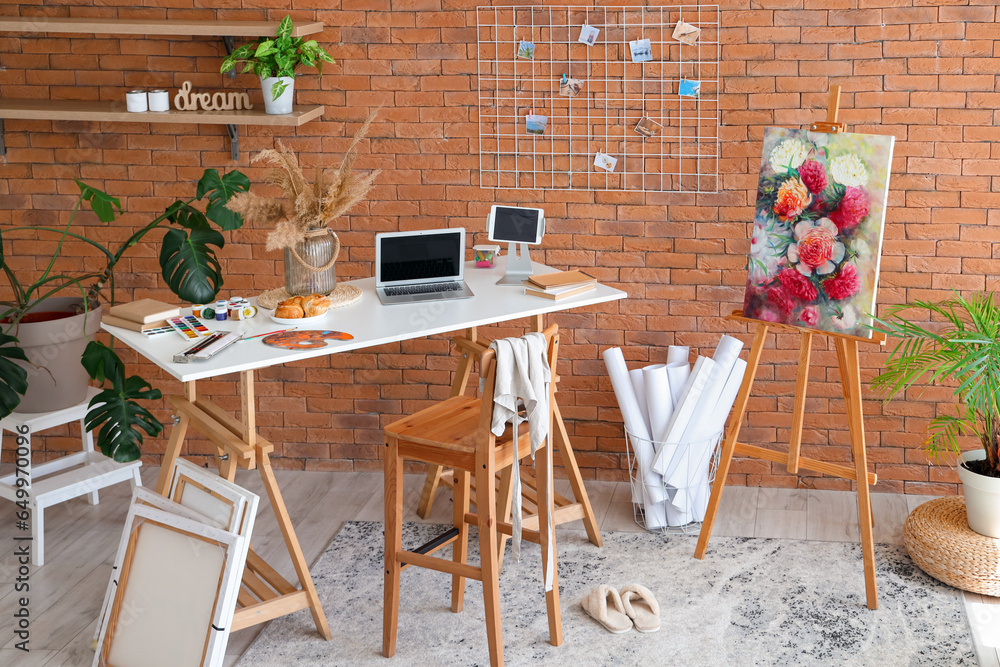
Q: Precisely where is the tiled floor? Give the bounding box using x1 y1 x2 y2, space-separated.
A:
0 468 995 666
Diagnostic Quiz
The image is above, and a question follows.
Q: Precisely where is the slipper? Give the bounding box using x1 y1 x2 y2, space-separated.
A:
620 583 660 633
581 584 633 634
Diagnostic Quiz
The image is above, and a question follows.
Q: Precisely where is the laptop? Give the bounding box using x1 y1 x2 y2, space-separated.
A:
375 228 475 305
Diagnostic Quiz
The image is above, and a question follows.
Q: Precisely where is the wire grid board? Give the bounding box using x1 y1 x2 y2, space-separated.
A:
477 5 720 193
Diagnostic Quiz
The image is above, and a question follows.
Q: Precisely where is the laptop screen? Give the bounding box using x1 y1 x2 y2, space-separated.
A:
378 231 463 284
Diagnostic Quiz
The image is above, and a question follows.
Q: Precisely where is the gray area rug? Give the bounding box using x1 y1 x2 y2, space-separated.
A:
238 522 975 666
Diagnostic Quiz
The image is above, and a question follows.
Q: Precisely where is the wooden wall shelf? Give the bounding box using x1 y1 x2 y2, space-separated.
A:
0 17 324 37
0 100 325 159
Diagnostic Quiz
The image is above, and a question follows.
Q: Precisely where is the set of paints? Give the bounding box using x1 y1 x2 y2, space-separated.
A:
192 298 258 322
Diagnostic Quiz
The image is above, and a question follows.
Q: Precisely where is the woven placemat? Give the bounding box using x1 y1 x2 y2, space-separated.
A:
904 496 1000 596
257 284 362 311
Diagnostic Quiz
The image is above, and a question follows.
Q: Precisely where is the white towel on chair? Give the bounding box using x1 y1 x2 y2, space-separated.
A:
489 331 555 591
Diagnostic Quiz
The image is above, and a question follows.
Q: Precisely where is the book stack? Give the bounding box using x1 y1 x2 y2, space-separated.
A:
104 298 180 334
523 270 597 300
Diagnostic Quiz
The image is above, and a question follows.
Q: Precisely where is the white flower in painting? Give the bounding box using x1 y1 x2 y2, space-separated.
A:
829 153 869 187
788 218 845 277
832 305 858 331
768 138 809 174
748 220 782 283
849 238 871 264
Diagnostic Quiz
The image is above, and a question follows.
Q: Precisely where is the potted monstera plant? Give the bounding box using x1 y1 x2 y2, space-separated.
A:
872 292 1000 537
220 15 334 114
0 168 249 461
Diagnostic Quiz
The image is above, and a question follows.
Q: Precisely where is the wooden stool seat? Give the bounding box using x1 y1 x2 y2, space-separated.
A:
386 396 533 467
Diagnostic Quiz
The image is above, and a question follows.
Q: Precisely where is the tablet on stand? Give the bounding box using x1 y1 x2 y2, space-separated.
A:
488 205 545 285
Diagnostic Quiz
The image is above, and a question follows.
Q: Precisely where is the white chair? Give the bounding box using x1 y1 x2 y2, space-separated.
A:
0 386 142 565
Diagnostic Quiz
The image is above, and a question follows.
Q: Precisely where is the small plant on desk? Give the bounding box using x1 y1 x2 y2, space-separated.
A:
0 169 249 462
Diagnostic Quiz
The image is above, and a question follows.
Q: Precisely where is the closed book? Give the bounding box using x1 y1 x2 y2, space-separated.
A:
524 283 596 301
102 314 170 332
526 270 596 290
107 298 180 324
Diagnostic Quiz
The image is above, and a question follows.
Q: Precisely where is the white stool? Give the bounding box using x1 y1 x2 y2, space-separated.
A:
0 386 143 565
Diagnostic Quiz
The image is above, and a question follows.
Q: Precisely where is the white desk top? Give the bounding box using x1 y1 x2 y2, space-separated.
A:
103 259 627 383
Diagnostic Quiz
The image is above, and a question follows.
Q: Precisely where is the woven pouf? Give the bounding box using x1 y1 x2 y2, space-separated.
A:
904 496 1000 597
256 283 362 311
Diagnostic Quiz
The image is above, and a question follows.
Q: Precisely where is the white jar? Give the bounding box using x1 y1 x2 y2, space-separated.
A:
126 90 148 113
147 89 170 112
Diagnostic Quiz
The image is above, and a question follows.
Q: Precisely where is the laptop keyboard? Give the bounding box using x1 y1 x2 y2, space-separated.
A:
384 282 464 297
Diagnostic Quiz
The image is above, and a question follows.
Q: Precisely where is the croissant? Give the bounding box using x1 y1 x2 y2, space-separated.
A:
275 303 304 319
301 294 332 317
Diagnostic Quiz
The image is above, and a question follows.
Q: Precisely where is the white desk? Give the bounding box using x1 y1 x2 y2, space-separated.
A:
105 259 625 383
103 258 627 640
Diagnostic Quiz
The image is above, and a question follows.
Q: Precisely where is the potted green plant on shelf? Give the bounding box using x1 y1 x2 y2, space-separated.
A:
220 15 334 115
0 168 249 462
872 291 1000 537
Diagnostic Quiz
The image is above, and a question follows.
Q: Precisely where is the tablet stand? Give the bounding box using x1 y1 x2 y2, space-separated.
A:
496 242 534 285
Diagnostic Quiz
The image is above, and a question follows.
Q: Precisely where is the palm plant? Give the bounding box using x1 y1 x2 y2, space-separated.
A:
871 292 1000 476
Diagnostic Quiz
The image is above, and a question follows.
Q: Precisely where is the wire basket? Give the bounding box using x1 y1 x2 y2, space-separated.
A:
624 427 723 535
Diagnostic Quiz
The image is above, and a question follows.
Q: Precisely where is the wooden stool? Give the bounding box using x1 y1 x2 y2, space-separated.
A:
0 387 143 565
904 497 1000 597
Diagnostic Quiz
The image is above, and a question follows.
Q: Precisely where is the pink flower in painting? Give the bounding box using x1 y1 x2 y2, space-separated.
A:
772 178 812 222
787 218 845 276
829 186 869 232
758 309 782 323
824 263 861 300
766 285 795 314
799 306 820 327
798 160 827 194
778 268 818 303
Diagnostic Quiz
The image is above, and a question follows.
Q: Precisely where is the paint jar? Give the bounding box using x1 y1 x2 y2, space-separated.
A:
474 244 501 269
126 90 148 113
234 305 257 320
148 89 170 112
192 304 205 317
228 298 243 319
214 300 228 321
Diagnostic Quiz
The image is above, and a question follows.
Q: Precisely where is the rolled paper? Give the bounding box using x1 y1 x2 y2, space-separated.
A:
651 356 715 476
665 361 690 407
666 345 690 365
666 335 746 510
642 364 674 444
603 348 665 505
691 357 749 521
629 368 653 438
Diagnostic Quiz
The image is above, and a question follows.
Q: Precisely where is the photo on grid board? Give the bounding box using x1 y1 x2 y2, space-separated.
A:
517 39 536 60
672 20 701 46
578 24 600 45
678 79 702 98
743 127 895 338
634 116 663 138
629 38 653 62
526 112 548 135
594 152 618 172
559 76 585 98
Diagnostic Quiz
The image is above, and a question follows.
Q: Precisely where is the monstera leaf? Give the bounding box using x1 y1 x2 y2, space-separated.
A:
196 169 249 231
75 181 121 223
0 332 28 419
82 341 162 463
159 227 225 304
166 201 210 230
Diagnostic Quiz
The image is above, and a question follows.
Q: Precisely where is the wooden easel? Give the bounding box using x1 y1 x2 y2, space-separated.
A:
154 373 332 640
694 87 888 610
416 315 603 555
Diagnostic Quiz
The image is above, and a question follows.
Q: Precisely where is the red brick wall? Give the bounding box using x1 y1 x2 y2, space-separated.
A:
3 1 997 495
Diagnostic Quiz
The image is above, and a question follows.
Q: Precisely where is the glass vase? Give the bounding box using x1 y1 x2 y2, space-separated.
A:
283 228 340 296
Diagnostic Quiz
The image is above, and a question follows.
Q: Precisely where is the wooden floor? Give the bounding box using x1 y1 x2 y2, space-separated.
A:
1 467 997 666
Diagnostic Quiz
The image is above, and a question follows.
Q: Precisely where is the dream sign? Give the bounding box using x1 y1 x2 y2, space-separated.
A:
174 81 253 112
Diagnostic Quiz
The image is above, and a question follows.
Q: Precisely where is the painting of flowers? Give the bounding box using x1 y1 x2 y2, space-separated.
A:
743 127 895 337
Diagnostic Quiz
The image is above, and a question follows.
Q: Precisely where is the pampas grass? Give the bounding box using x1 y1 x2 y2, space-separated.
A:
227 109 380 251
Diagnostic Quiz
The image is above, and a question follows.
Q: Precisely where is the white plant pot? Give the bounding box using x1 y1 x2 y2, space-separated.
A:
260 76 294 115
957 450 1000 538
